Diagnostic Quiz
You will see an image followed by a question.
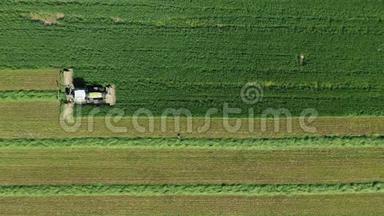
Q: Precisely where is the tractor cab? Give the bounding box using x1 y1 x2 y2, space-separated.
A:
73 89 87 104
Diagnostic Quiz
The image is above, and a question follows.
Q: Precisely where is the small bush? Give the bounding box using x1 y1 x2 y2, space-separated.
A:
111 16 124 23
28 12 65 26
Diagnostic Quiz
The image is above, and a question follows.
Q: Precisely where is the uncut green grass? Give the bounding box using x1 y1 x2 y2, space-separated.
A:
0 1 383 116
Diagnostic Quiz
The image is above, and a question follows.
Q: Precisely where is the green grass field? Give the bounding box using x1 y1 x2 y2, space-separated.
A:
0 0 383 215
0 0 384 116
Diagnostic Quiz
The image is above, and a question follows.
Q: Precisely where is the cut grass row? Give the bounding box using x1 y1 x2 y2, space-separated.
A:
0 182 382 197
2 101 384 138
2 136 384 150
0 147 382 185
1 193 383 216
0 90 56 101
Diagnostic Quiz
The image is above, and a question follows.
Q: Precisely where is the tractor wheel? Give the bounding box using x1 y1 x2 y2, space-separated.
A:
63 68 74 88
106 84 116 106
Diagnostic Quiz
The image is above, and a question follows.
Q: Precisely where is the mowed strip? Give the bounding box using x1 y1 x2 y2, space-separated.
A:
3 137 384 149
0 101 60 138
1 101 384 138
0 194 383 216
0 147 382 185
2 101 384 138
0 69 58 91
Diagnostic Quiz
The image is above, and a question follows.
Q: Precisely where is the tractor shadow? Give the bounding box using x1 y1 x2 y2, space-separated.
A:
73 77 87 88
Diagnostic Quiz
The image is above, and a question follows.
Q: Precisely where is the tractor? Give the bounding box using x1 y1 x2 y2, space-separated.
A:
60 68 116 106
58 68 116 122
